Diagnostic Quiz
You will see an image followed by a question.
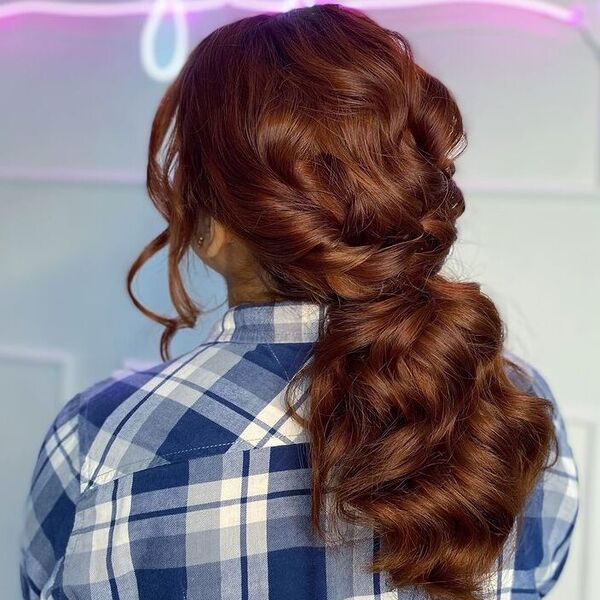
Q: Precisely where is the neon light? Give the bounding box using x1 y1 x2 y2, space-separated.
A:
0 0 588 82
0 0 583 21
140 0 188 81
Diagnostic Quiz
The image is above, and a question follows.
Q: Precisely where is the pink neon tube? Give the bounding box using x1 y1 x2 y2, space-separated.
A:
0 0 584 24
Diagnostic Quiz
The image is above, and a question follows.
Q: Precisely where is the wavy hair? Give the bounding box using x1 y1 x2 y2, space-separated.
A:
127 5 558 599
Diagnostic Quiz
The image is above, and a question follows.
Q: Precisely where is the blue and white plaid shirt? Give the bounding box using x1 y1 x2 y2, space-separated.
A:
20 300 579 600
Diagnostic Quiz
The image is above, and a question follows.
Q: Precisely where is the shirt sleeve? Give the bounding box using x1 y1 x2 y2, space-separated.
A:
523 365 580 597
19 393 82 600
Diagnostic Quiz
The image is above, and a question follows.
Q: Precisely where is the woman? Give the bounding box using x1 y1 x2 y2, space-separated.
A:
20 4 578 599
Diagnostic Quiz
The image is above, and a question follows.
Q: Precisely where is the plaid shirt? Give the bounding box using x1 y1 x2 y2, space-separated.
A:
20 300 579 600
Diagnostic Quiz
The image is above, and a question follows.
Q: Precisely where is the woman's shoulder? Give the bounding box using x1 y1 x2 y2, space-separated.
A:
42 346 578 497
43 343 227 491
499 350 580 597
45 335 309 493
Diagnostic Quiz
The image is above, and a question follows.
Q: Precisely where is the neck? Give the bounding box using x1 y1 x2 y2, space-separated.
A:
226 279 288 308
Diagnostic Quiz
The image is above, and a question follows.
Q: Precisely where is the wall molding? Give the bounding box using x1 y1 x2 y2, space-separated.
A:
0 345 76 405
0 168 598 200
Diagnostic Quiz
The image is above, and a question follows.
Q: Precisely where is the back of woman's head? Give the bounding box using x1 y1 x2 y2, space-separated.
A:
128 4 558 599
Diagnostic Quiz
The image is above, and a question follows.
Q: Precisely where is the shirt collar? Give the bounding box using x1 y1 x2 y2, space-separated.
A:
203 299 329 344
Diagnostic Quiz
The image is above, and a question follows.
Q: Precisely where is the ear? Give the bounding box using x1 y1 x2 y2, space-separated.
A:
203 218 230 259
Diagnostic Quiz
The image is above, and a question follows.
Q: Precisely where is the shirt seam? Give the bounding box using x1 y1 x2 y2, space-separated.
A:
266 343 292 381
85 432 309 491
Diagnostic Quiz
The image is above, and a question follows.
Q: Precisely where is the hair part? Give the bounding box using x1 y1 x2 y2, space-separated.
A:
127 4 558 598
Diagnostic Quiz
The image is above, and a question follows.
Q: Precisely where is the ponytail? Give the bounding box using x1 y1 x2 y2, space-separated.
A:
285 275 557 599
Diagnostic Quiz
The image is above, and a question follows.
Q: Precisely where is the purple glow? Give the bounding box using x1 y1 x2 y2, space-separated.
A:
0 0 584 24
0 0 588 82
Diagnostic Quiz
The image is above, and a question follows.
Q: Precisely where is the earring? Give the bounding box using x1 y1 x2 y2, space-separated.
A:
198 236 205 244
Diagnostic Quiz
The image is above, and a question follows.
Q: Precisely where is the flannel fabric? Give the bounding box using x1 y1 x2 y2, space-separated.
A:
19 299 579 600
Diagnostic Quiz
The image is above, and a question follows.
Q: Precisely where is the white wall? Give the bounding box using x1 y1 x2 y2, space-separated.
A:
1 3 598 598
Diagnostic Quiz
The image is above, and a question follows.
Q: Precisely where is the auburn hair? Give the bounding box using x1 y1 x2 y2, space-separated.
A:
127 4 558 599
